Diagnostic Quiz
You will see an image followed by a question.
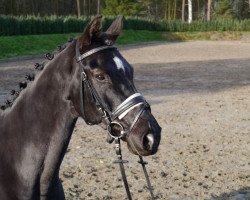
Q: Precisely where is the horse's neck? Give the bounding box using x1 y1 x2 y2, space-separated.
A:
0 41 79 194
9 42 78 143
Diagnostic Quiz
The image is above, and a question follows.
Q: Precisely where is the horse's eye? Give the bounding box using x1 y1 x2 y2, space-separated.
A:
95 74 106 81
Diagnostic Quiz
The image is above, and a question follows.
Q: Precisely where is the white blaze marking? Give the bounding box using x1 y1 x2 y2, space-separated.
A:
113 56 125 72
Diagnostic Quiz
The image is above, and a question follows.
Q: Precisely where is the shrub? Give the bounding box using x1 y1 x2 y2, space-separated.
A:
0 15 249 36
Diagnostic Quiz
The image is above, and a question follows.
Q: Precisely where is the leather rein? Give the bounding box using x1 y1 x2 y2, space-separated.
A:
75 42 155 200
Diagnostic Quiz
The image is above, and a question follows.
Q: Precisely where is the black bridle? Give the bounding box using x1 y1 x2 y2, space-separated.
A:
76 42 155 200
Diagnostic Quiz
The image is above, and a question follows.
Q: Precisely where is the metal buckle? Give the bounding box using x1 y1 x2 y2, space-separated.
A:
81 71 87 81
107 122 126 139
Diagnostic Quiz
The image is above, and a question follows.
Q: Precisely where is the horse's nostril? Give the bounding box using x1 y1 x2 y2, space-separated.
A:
143 133 154 151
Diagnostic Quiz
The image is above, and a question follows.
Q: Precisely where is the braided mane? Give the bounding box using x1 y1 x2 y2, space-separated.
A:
0 38 74 111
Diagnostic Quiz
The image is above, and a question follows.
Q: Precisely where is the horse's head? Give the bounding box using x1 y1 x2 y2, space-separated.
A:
71 16 161 156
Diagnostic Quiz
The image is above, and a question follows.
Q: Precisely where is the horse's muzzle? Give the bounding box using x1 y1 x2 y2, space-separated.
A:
142 121 161 154
144 119 161 154
127 112 161 156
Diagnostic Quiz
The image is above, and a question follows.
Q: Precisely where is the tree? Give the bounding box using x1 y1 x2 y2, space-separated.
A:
188 0 192 23
182 0 185 21
216 0 234 19
76 0 81 17
164 0 177 20
232 0 250 19
102 0 142 16
207 0 211 21
97 0 101 14
102 0 119 15
0 0 249 20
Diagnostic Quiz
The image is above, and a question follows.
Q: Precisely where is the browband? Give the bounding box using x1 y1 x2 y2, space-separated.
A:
77 46 117 62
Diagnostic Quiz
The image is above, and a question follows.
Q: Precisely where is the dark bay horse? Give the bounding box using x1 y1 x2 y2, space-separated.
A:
0 16 161 199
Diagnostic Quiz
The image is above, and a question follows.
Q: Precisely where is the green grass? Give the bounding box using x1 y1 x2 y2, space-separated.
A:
117 30 165 44
0 30 248 59
0 30 165 59
0 33 79 59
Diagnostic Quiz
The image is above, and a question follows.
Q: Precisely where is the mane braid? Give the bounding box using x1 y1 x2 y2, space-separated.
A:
0 38 75 110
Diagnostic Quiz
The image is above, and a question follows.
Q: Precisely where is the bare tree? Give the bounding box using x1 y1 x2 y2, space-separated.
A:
188 0 192 23
97 0 100 15
182 0 185 21
76 0 81 17
207 0 211 21
83 0 86 15
197 0 200 19
173 0 177 20
88 0 91 15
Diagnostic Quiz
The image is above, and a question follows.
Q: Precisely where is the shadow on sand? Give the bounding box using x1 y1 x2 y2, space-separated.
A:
210 187 250 200
133 57 250 98
0 57 250 105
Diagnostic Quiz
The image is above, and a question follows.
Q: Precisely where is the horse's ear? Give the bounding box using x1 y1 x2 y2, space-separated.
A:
78 15 103 49
105 16 124 44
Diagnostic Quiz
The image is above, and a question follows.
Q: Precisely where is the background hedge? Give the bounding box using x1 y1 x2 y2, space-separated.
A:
0 15 250 36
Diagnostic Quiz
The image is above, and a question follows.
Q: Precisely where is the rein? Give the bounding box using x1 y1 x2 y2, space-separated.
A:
76 43 155 200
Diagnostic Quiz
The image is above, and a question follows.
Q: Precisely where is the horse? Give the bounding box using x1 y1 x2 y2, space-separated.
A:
0 16 161 200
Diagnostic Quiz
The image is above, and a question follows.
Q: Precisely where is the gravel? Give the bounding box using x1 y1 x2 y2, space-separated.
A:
0 41 249 200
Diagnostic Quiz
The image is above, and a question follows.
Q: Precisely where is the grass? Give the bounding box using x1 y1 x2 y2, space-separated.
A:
0 30 248 59
0 30 165 59
0 33 79 59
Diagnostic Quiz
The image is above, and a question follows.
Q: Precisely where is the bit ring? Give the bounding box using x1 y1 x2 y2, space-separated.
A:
107 122 126 139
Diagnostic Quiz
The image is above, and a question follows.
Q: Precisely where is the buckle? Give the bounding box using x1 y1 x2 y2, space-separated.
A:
81 71 87 81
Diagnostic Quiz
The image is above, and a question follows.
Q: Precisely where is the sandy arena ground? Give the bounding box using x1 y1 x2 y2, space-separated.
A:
0 41 249 200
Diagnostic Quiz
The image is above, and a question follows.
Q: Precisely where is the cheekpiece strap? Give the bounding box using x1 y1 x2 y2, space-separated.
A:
77 46 117 62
